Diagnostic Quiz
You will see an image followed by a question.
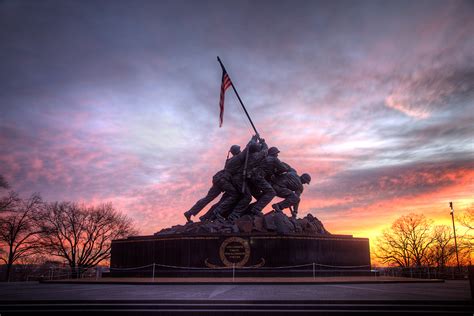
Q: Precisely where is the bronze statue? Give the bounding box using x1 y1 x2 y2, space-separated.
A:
214 136 259 221
184 132 312 223
245 140 291 216
215 138 265 220
272 172 311 218
183 145 241 222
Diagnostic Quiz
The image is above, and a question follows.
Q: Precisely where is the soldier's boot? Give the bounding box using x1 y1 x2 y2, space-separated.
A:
198 210 211 222
184 211 192 223
272 203 283 213
289 206 297 219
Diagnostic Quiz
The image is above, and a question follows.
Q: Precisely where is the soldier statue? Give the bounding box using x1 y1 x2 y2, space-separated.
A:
271 172 311 218
212 135 260 221
215 137 263 220
183 144 241 222
184 132 313 223
245 141 290 216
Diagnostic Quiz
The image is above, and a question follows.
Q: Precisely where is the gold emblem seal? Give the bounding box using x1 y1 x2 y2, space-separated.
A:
219 237 250 267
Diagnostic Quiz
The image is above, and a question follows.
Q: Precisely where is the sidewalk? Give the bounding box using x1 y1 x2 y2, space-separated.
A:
0 280 470 301
42 275 444 285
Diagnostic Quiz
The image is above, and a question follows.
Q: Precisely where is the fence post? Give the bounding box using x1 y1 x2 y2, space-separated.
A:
312 262 315 280
152 263 155 282
232 264 235 282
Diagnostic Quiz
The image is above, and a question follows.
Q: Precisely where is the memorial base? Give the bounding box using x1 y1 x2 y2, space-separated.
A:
110 233 371 277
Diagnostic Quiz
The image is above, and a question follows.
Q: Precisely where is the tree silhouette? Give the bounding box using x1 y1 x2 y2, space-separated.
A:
459 205 473 265
460 205 473 233
0 193 42 281
427 225 455 269
0 175 19 214
37 202 136 278
375 213 434 267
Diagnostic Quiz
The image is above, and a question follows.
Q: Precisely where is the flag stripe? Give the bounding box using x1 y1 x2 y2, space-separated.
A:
219 71 232 127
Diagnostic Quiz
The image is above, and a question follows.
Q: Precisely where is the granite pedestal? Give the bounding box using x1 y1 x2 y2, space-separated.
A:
110 233 371 277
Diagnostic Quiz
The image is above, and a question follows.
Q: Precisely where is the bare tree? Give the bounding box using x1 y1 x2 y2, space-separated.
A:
0 175 12 274
459 205 473 265
375 227 411 267
0 193 42 281
0 175 19 214
375 213 434 267
427 225 455 269
37 202 136 277
460 205 473 233
0 191 21 213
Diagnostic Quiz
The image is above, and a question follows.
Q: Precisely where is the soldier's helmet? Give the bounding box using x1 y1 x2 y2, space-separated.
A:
249 143 261 153
300 173 311 184
230 145 241 156
268 147 280 156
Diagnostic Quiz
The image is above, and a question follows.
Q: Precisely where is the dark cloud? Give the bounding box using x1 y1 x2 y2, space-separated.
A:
312 158 474 212
385 65 474 119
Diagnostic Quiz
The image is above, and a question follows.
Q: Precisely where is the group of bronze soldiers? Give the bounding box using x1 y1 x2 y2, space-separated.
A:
184 135 311 223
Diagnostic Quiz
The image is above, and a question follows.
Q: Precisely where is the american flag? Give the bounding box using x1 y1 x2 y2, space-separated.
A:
219 69 232 127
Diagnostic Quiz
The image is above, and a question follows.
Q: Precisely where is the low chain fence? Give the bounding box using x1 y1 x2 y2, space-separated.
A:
107 262 375 281
0 265 100 282
1 263 471 281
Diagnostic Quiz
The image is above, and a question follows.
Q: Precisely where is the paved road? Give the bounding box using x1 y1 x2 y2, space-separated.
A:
0 280 470 301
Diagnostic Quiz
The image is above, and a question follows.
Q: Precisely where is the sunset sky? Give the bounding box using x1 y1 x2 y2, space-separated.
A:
1 0 473 241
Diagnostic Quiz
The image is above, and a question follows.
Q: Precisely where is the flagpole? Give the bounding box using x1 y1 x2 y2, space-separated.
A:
217 56 260 138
